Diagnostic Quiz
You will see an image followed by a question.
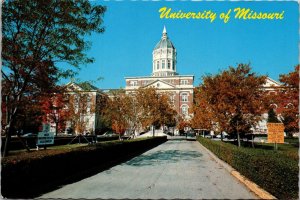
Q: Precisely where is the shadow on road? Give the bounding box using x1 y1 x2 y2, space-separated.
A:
124 150 203 167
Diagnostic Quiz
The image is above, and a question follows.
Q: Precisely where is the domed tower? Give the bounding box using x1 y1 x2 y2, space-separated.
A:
152 26 177 77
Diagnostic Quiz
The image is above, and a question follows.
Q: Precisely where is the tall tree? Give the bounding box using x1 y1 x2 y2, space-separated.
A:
135 88 177 134
104 90 134 139
2 0 106 156
191 87 214 131
194 64 266 146
40 89 71 136
267 108 280 123
277 65 299 136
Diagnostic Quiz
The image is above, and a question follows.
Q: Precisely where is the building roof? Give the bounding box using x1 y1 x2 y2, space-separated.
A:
154 26 176 50
65 81 100 92
125 75 194 79
77 82 99 91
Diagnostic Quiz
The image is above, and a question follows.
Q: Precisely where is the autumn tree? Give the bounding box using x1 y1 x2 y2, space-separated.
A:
2 0 106 156
194 64 266 146
177 116 191 135
103 88 177 138
104 90 135 139
267 108 280 123
277 65 299 136
191 87 214 131
41 90 71 136
135 88 177 135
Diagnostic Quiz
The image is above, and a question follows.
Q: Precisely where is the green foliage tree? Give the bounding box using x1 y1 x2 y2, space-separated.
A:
1 0 106 156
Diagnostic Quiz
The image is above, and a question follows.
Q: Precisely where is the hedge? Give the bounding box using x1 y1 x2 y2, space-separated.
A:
1 135 119 151
198 137 298 200
1 136 167 198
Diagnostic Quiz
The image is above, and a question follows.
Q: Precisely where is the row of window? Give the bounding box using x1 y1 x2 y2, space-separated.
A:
154 60 175 70
130 79 190 86
169 93 189 102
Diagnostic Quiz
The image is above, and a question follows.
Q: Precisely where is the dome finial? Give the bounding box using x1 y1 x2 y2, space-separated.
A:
163 25 167 34
162 25 167 38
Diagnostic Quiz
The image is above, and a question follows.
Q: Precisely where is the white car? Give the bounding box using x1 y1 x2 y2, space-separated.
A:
186 132 196 141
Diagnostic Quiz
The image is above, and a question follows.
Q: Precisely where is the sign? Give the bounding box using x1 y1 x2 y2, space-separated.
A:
267 123 284 144
37 132 54 145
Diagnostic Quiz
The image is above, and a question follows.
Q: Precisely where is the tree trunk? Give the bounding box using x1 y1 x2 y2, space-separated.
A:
237 131 241 147
17 135 31 152
251 134 255 148
221 131 223 142
152 125 155 137
3 106 19 157
3 126 12 157
55 121 59 136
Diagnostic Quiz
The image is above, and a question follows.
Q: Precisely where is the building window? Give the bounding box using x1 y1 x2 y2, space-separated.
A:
170 95 175 104
157 61 159 69
130 81 138 86
181 93 188 102
172 61 175 70
162 60 165 69
180 80 189 85
168 60 171 69
86 95 92 113
181 105 189 116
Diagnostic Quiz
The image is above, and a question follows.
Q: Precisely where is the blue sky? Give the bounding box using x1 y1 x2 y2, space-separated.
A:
68 0 299 89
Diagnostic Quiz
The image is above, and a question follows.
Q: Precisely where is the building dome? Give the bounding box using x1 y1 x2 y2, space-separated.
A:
152 26 177 77
154 26 175 50
154 37 175 50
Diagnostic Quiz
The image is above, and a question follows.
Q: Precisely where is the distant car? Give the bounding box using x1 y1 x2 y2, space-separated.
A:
186 132 196 141
102 131 118 137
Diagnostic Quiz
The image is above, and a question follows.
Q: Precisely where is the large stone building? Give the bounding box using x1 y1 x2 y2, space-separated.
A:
125 26 194 118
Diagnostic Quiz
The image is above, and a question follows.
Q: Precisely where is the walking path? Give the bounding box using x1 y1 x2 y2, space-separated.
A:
39 138 258 199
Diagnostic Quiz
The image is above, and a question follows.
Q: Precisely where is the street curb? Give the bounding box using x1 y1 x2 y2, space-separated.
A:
197 142 277 200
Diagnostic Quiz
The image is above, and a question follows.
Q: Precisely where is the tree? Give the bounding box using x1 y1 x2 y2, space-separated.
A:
193 64 266 147
277 65 299 136
104 90 134 139
40 89 71 136
135 88 177 135
103 88 177 138
191 87 214 131
68 93 91 134
267 108 280 123
2 0 106 156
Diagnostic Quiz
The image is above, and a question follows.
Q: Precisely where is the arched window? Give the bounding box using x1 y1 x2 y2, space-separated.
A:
167 60 171 69
157 61 159 69
181 104 189 116
162 60 165 69
181 93 188 102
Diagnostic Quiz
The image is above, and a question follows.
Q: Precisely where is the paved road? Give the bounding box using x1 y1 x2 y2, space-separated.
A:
39 138 258 199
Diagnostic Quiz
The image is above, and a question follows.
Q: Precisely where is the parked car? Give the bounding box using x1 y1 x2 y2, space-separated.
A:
186 132 196 141
102 131 118 137
204 134 212 139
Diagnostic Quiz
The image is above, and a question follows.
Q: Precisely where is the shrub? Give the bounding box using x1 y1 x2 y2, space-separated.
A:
198 137 298 200
1 136 167 198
